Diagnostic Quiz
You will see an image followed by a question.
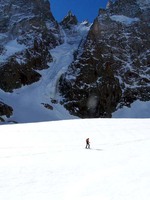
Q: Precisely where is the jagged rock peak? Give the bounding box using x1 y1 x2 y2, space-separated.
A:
59 0 150 118
0 0 60 45
106 0 150 13
98 0 150 22
0 0 62 93
100 0 147 17
60 11 78 29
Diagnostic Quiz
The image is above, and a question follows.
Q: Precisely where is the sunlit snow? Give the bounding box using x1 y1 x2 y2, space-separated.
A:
113 100 150 118
110 15 140 25
0 118 150 200
0 39 26 63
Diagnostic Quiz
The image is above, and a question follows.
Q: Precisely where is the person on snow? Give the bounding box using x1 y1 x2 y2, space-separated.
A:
85 138 90 149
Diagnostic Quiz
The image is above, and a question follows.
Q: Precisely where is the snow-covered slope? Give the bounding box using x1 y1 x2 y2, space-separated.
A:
0 23 89 123
0 118 150 200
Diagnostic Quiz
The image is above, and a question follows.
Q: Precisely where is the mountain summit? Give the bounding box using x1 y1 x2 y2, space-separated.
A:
60 11 78 29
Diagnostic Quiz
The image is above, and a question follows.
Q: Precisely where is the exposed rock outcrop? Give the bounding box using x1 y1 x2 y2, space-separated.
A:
60 11 78 29
0 101 13 119
59 0 150 118
0 0 63 119
0 60 41 92
0 0 61 92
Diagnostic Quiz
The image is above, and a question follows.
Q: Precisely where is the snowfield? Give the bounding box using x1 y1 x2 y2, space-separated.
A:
0 118 150 200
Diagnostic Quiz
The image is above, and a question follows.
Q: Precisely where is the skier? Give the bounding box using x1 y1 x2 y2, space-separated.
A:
85 138 90 149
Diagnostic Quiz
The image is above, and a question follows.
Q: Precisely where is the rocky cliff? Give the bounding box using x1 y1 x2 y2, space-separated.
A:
0 0 62 119
0 0 62 91
59 0 150 118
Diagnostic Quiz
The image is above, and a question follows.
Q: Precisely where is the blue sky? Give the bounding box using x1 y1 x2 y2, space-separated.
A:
50 0 108 22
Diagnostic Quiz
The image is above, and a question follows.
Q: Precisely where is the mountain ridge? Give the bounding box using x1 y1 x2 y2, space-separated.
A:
59 0 150 118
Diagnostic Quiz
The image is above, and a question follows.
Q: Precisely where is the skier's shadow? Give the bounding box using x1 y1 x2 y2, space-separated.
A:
86 148 102 151
92 148 102 151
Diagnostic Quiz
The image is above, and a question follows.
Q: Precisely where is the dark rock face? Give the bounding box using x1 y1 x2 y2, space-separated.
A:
0 0 61 46
0 101 13 118
0 60 41 92
59 0 150 118
24 38 53 70
0 0 61 92
107 0 142 17
0 0 62 119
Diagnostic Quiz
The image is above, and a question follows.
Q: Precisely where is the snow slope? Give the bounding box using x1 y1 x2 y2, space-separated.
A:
0 118 150 200
112 100 150 118
0 23 89 123
0 39 26 63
